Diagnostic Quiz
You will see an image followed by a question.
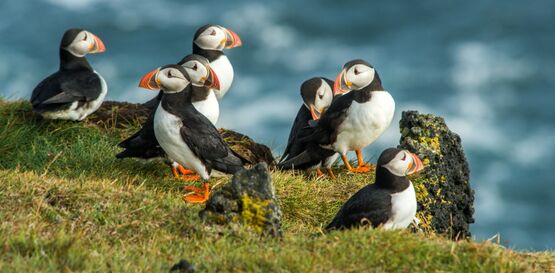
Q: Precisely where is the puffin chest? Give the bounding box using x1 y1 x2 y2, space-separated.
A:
384 182 417 230
210 56 233 99
192 91 219 125
334 91 395 151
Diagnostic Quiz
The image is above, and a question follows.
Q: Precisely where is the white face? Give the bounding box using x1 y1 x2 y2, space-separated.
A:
65 30 95 57
382 150 412 177
312 79 333 113
157 67 189 92
344 64 375 90
181 60 209 86
194 26 227 51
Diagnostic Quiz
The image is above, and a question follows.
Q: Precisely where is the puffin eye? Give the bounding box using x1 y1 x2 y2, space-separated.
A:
167 71 173 78
210 29 216 36
193 64 198 71
401 153 407 161
318 94 324 99
354 68 360 75
83 33 88 41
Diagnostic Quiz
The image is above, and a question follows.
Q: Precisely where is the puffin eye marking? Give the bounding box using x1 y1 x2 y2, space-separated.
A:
167 71 173 78
193 64 198 71
401 153 407 161
83 33 88 41
210 29 216 36
318 94 324 99
354 67 360 75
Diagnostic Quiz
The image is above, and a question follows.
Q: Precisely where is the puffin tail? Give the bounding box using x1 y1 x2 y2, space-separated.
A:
211 151 245 174
277 150 313 170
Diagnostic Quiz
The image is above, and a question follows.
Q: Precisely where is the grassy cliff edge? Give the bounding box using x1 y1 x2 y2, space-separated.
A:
0 100 553 272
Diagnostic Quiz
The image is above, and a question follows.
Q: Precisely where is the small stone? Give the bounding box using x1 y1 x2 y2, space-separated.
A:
399 110 474 239
200 163 282 237
170 259 195 273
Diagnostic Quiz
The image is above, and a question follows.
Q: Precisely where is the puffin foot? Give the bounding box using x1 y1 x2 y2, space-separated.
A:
326 168 337 179
182 183 210 203
350 165 374 173
315 168 324 179
177 165 194 176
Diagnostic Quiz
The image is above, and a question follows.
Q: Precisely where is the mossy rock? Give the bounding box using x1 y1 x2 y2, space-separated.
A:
200 163 282 237
399 111 474 239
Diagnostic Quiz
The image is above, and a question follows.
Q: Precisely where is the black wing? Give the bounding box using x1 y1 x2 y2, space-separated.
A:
31 70 102 111
116 111 166 160
277 142 335 170
300 91 355 145
326 184 392 231
280 105 311 163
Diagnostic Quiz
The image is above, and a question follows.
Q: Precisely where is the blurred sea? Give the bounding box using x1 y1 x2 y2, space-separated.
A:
1 0 554 250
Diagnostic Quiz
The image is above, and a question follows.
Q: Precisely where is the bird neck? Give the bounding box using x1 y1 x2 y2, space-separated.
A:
192 43 224 62
375 167 410 193
190 86 211 103
59 49 92 71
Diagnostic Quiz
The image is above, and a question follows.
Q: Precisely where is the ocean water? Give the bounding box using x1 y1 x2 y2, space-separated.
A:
1 0 554 250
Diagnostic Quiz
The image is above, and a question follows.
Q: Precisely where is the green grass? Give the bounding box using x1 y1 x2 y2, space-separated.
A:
1 100 553 272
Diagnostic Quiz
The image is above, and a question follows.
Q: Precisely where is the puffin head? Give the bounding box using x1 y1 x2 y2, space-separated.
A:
179 54 220 90
61 28 106 57
139 64 190 93
300 77 334 120
333 59 381 95
377 148 424 177
193 24 242 51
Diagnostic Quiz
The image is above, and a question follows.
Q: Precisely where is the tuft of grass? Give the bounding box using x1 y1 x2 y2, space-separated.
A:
1 100 553 272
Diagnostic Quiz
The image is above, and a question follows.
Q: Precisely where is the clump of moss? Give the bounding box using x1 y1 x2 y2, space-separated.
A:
240 194 273 234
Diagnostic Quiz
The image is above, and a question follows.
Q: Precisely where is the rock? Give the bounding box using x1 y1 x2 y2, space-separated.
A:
200 163 282 237
169 259 195 273
398 110 474 239
220 129 276 167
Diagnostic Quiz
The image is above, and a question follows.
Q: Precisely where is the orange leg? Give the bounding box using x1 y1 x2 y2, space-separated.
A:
341 154 354 172
177 165 194 176
315 168 324 178
183 183 210 203
326 167 337 179
171 163 198 180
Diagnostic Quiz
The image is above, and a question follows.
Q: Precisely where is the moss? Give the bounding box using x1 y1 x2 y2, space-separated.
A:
240 194 272 234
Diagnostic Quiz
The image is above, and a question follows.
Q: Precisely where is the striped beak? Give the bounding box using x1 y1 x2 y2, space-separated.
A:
407 153 424 175
138 68 161 90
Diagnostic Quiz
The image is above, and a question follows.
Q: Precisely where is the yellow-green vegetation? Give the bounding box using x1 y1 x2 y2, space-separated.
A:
239 194 272 234
1 100 553 272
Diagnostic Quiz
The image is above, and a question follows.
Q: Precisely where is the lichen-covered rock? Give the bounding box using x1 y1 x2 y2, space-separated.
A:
200 163 282 237
399 111 474 239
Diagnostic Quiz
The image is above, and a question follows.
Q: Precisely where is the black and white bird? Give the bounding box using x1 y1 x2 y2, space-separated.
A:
139 64 244 203
300 60 395 173
278 77 339 178
30 28 107 120
117 24 241 178
326 148 424 231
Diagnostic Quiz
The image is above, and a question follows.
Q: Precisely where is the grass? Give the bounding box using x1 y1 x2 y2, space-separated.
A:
1 100 553 272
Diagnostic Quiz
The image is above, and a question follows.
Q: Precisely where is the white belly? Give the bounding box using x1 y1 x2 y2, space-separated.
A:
210 56 233 100
41 72 108 121
153 105 210 180
332 91 395 154
384 182 417 230
192 90 219 125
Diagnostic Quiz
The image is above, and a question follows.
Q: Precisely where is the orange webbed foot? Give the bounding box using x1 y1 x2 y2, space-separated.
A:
182 183 210 204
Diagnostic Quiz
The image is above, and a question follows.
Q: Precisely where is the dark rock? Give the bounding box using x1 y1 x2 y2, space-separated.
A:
200 163 282 237
398 110 474 239
170 259 195 273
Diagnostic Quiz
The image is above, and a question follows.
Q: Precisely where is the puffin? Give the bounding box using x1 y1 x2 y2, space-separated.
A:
139 64 244 203
326 148 424 231
30 28 107 121
300 60 395 173
278 77 339 178
117 24 241 178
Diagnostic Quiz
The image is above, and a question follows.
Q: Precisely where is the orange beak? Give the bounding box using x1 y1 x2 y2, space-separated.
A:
407 153 425 175
90 33 106 53
138 68 161 90
208 67 220 90
224 28 242 48
309 105 320 120
333 69 348 96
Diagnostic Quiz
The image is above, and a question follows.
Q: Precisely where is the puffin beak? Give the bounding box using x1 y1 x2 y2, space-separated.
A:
309 105 320 120
224 28 242 48
407 153 425 175
207 67 220 90
333 69 349 96
138 68 161 90
89 33 106 53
